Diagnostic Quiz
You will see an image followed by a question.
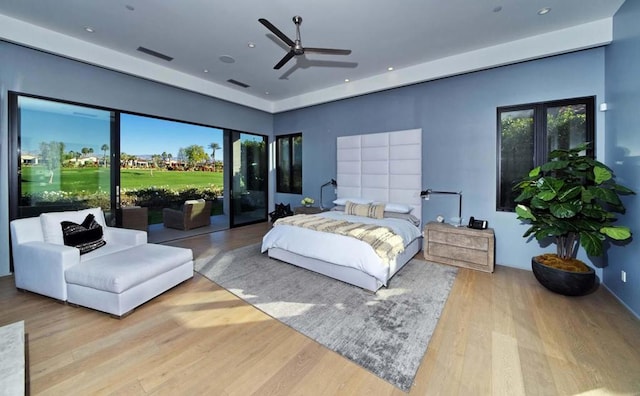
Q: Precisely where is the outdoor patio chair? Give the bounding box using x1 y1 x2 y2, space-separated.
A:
162 199 212 230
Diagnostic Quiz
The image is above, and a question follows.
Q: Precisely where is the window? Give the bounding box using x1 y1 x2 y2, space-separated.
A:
10 94 115 220
276 133 302 194
497 96 595 211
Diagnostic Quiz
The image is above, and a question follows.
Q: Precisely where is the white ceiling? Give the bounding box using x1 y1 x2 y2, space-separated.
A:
0 0 625 113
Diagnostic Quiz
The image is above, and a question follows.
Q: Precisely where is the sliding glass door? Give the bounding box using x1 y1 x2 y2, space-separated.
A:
10 94 116 221
9 92 266 231
229 131 268 227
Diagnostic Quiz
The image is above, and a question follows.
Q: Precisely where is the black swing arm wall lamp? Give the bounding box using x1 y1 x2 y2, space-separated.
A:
420 189 463 225
320 179 337 209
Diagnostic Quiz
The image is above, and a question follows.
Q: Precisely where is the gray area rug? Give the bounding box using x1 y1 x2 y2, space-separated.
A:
195 243 457 391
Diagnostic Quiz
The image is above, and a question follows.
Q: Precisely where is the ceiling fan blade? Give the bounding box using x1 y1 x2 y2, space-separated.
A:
304 47 352 55
259 18 295 47
274 50 295 69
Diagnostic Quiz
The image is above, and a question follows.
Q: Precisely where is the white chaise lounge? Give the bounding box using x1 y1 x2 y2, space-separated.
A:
10 207 194 318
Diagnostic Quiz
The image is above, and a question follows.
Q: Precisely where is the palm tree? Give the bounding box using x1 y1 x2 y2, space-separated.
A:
120 152 130 168
161 151 168 168
101 144 109 167
209 142 221 171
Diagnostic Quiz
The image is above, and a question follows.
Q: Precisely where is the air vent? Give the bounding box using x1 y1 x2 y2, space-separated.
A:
137 46 173 62
227 79 250 88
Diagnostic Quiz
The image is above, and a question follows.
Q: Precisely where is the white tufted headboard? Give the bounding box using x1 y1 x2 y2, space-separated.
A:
336 128 422 215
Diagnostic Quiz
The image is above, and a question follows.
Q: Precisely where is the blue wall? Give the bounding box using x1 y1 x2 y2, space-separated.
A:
275 48 607 273
0 41 274 276
604 0 640 317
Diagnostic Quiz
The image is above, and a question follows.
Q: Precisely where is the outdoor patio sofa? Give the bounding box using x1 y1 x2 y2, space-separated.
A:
9 207 193 318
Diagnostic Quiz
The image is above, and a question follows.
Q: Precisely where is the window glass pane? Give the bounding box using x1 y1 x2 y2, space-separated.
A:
231 132 268 225
499 109 534 210
18 97 113 218
292 135 302 194
277 138 291 192
547 104 587 152
276 133 302 194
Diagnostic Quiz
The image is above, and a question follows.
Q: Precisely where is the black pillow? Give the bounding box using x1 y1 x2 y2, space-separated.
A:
61 214 106 255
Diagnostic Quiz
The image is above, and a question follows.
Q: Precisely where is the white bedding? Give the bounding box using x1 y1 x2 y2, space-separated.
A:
261 211 422 285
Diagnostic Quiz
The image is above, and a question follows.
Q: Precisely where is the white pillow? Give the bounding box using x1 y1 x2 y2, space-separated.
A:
333 197 373 206
40 208 107 245
381 202 413 214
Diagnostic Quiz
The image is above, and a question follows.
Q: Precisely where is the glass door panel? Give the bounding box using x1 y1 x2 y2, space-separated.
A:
119 113 225 229
229 131 268 227
15 96 114 220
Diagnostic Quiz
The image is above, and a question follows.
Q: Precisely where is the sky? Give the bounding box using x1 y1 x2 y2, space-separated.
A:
20 96 267 163
20 98 225 161
121 113 223 159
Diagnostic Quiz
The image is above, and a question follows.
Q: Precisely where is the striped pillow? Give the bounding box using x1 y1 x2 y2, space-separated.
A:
345 201 385 219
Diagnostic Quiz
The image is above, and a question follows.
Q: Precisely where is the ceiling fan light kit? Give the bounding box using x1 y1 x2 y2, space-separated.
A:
259 16 352 69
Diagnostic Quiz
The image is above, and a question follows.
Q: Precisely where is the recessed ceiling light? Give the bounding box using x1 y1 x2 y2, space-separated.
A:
203 69 209 73
344 79 350 83
387 67 394 71
219 55 236 64
493 6 502 13
538 7 551 15
84 26 94 33
248 42 256 48
265 91 270 95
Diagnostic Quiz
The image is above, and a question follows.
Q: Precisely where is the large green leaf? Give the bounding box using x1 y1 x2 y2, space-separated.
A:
580 206 607 220
530 196 549 209
549 201 580 218
581 188 594 203
541 160 569 172
580 232 605 256
515 205 536 220
513 188 535 203
557 186 582 202
528 166 541 178
593 166 612 184
600 226 631 241
614 184 636 195
537 190 557 201
589 187 622 206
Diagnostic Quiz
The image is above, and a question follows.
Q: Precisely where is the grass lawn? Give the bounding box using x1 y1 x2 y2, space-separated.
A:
22 166 225 224
22 166 224 193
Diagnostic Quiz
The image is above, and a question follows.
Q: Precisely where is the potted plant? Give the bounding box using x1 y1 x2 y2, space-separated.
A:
301 197 315 207
513 143 634 296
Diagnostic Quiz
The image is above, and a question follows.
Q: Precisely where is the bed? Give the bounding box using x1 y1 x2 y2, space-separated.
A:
262 128 423 292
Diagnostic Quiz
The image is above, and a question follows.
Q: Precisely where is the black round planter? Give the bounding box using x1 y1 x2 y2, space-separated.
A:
531 257 596 296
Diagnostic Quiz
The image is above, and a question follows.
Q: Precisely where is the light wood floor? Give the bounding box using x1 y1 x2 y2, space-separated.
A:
2 222 640 395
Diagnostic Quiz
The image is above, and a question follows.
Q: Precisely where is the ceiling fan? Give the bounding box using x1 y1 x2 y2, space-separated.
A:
259 16 352 70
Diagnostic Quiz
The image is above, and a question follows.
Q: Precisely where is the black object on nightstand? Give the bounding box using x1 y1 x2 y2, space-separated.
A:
269 203 293 222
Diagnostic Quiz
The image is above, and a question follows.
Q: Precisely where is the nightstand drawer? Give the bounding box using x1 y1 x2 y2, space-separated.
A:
429 231 489 251
427 242 489 266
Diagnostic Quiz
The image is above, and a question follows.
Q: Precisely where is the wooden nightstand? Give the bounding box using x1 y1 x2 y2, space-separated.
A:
423 222 495 273
294 206 326 215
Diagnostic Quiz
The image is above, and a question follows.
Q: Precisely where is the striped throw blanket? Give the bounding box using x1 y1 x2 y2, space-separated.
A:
274 215 405 264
